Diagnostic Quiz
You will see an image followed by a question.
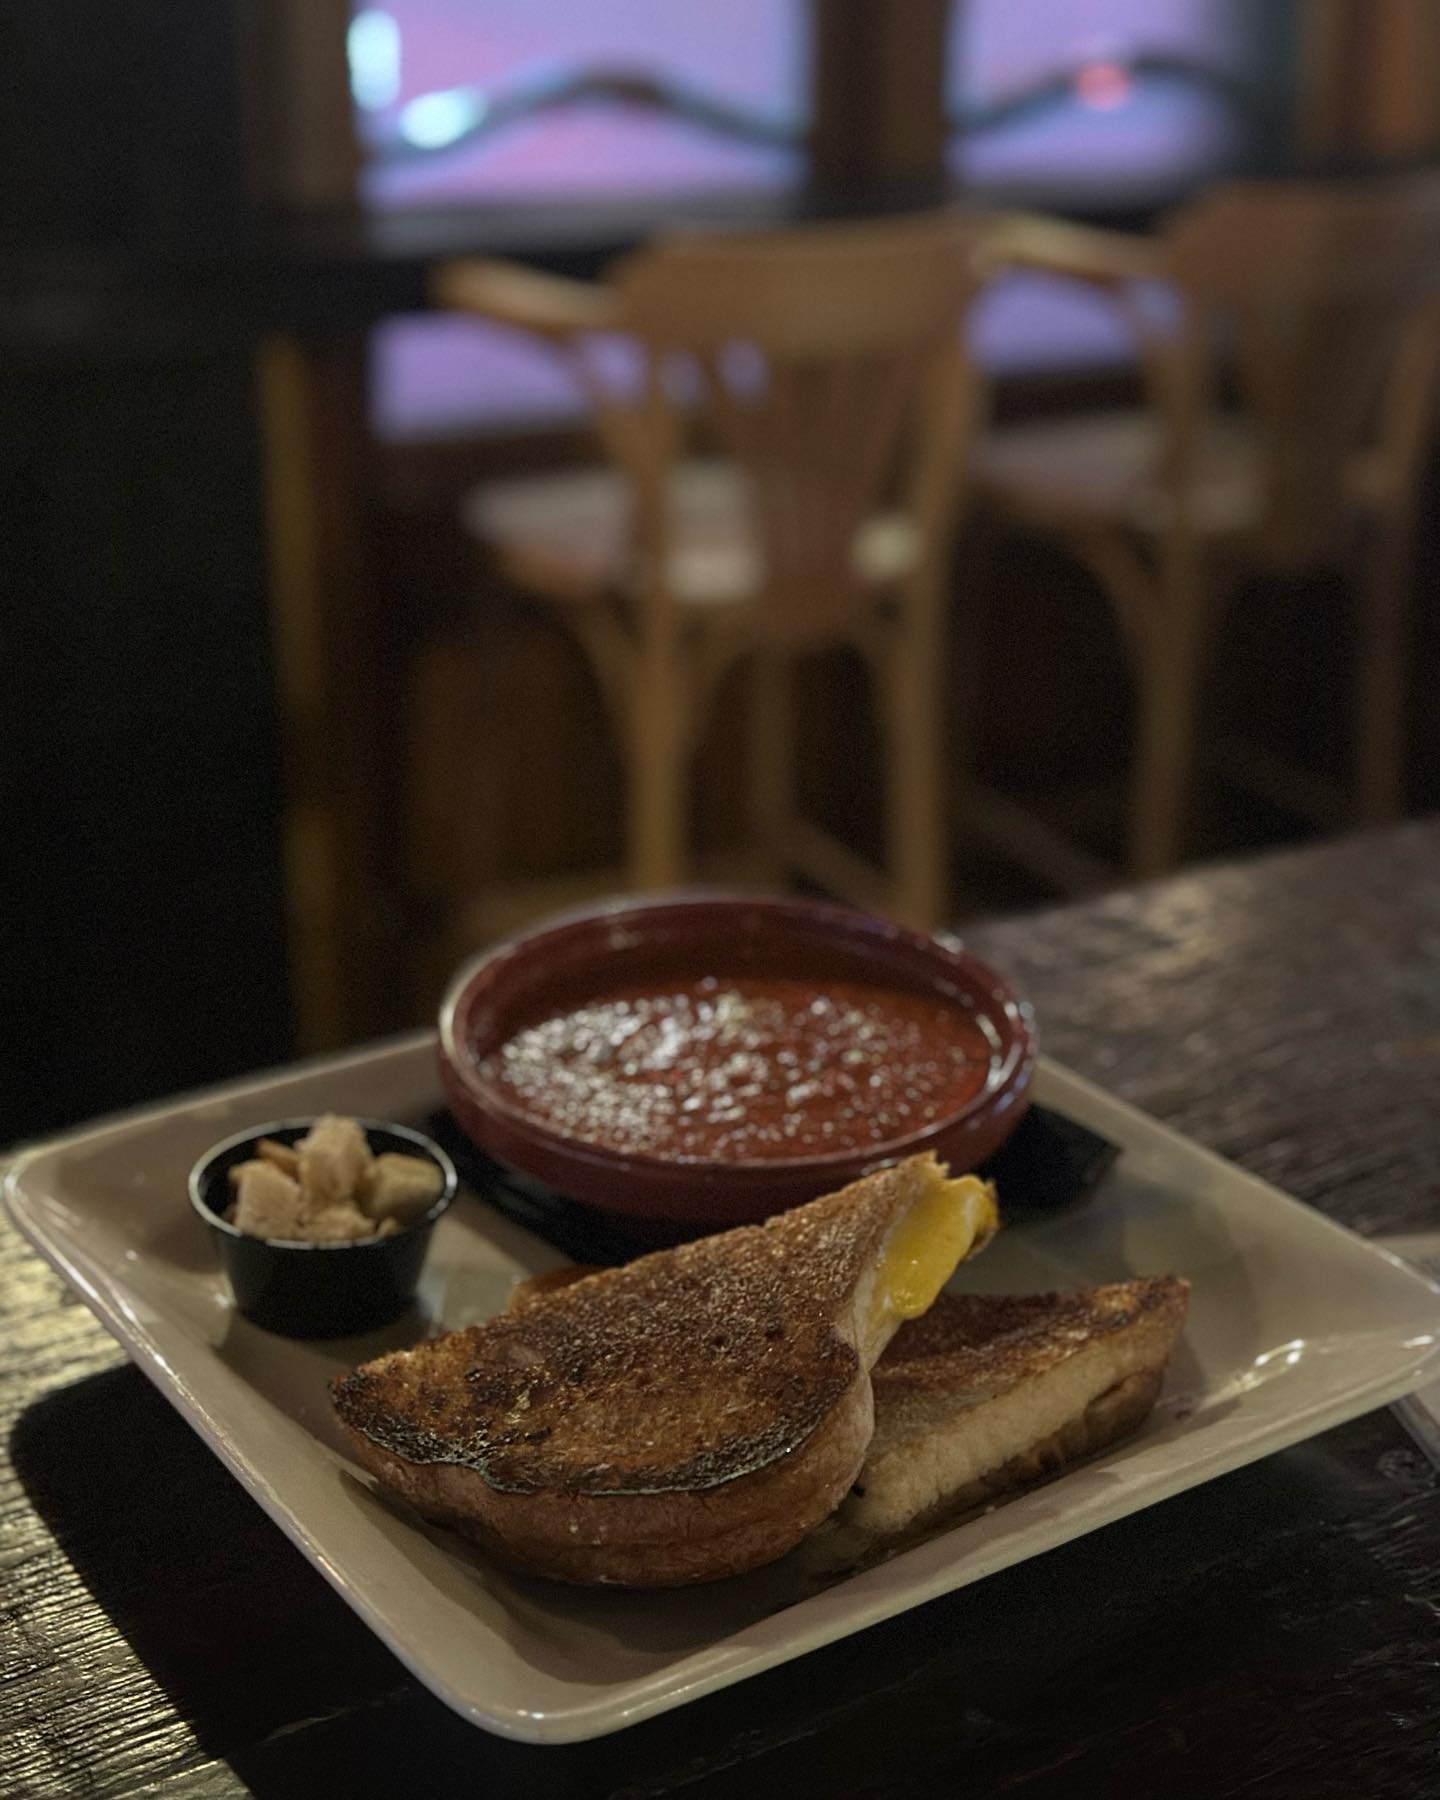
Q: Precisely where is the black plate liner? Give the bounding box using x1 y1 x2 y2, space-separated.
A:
425 1105 1120 1267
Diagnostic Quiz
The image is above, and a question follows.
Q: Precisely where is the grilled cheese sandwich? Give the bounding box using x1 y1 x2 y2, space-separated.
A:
332 1154 996 1586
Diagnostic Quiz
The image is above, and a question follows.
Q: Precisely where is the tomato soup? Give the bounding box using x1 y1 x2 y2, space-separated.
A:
483 976 993 1163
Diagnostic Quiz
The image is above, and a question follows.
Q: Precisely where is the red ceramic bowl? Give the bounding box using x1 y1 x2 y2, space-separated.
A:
438 894 1035 1229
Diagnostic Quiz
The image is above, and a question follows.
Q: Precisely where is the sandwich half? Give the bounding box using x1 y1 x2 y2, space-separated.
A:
807 1276 1190 1572
330 1153 996 1586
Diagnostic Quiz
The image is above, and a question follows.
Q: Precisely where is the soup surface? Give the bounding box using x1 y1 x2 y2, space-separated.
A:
483 976 993 1162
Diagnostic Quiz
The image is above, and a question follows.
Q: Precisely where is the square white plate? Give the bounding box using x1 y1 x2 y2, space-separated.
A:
8 1034 1440 1744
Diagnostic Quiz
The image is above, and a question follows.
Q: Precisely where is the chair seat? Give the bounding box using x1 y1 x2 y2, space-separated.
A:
975 409 1265 538
975 408 1396 544
461 461 922 609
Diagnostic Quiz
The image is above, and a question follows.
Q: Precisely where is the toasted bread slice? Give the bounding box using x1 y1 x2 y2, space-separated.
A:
331 1154 997 1586
808 1276 1189 1571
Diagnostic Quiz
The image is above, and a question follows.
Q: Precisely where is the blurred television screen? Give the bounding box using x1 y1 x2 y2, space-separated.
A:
353 0 807 208
358 0 1279 439
953 0 1266 200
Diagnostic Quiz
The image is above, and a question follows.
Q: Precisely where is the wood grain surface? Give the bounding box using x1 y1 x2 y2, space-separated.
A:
5 825 1440 1799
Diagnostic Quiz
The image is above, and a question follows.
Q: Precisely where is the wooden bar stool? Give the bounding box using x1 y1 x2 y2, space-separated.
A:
434 213 987 932
970 178 1440 887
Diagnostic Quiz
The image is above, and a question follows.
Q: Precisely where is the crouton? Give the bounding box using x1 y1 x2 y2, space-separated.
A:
363 1152 444 1225
298 1114 373 1211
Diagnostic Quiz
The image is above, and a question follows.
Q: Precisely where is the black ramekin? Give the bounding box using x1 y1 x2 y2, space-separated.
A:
189 1117 457 1338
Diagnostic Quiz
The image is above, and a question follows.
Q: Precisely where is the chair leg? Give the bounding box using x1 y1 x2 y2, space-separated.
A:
880 590 949 929
623 637 689 892
1354 519 1411 825
1128 599 1208 881
748 649 794 885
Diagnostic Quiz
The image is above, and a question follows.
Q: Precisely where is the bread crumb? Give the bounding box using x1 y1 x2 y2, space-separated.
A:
255 1137 301 1179
303 1203 381 1243
232 1161 306 1240
363 1152 444 1225
298 1115 373 1211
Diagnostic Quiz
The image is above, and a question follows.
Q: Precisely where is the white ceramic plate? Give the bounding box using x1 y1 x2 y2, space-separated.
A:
8 1034 1440 1744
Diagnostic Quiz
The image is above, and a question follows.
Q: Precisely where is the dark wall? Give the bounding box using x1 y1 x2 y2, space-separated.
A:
0 0 251 252
1 3 294 1142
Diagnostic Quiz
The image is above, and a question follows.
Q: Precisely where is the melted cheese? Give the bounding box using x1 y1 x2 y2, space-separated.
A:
872 1173 997 1330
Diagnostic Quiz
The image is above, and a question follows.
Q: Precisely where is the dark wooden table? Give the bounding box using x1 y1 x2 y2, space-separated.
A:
7 825 1440 1799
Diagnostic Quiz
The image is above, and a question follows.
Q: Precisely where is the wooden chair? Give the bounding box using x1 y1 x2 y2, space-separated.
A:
433 213 986 930
969 178 1440 887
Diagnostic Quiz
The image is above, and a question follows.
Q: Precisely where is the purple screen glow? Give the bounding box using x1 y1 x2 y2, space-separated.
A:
953 0 1255 199
360 1 1255 439
358 0 806 209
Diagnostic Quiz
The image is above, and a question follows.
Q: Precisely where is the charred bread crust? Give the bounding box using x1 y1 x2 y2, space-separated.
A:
339 1375 873 1586
506 1264 599 1313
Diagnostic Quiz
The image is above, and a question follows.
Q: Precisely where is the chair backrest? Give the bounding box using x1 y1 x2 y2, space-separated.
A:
1162 176 1440 565
591 213 984 644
